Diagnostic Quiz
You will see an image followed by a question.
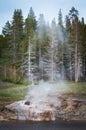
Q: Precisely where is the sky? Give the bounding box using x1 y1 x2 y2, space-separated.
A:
0 0 86 34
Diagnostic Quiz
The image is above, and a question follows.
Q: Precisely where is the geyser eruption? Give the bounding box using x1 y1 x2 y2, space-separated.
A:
26 80 62 107
6 81 67 121
6 18 67 121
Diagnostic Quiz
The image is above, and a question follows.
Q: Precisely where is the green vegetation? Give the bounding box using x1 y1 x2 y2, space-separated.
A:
1 7 86 83
64 81 86 99
0 81 86 104
0 82 28 103
66 81 86 92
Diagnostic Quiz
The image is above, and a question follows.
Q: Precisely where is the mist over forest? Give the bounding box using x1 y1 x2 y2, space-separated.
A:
0 6 86 83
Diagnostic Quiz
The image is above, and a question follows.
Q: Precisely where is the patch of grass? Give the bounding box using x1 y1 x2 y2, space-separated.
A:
0 81 86 104
64 81 86 99
49 81 86 99
0 82 28 103
65 81 86 93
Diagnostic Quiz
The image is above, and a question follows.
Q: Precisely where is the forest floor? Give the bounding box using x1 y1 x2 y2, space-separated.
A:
0 80 86 121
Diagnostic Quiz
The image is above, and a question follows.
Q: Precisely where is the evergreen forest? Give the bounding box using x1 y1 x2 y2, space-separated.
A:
0 7 86 83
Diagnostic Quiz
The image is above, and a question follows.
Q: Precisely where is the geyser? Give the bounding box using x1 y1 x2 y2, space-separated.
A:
5 20 67 121
6 81 65 121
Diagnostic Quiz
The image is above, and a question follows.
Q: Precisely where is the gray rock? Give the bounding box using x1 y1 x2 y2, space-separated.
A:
74 112 80 116
10 116 18 120
58 111 66 115
0 116 4 121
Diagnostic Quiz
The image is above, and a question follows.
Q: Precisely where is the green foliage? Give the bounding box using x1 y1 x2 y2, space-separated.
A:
0 81 86 103
12 9 24 42
0 83 28 102
0 65 23 84
1 7 86 82
0 35 7 58
58 9 63 26
25 7 37 37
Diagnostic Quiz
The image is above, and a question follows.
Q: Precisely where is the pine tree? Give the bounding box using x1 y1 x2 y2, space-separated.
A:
0 35 7 59
80 18 86 80
12 9 24 42
12 9 24 65
65 15 73 80
2 21 13 64
25 7 37 37
49 18 58 81
37 14 46 77
24 7 37 81
57 9 65 79
68 7 81 82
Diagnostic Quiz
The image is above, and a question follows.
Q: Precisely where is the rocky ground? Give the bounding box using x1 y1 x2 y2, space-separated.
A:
0 93 86 122
55 97 86 121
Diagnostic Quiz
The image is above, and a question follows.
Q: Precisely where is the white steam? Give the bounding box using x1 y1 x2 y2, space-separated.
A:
26 80 67 106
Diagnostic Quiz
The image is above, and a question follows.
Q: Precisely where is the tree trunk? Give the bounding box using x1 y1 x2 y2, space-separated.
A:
75 43 78 82
51 38 54 81
28 36 31 81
